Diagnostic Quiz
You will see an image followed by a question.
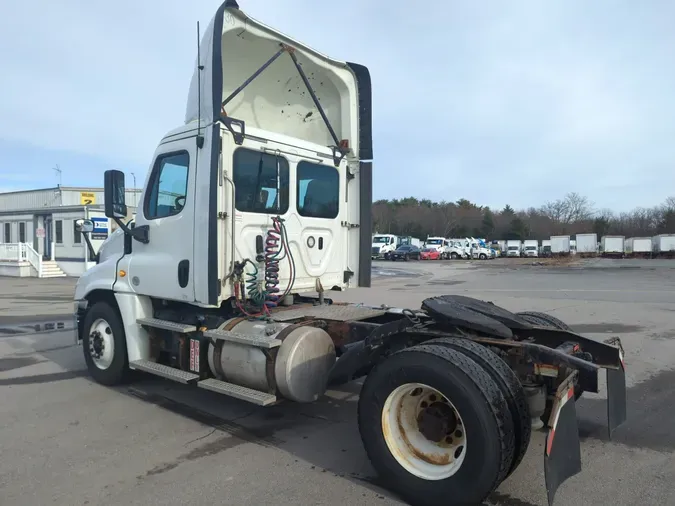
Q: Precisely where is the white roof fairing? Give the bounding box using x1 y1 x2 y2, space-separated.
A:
184 1 372 160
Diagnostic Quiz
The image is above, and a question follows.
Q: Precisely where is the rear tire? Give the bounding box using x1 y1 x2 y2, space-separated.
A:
358 344 515 506
516 311 571 331
424 337 530 479
82 301 130 386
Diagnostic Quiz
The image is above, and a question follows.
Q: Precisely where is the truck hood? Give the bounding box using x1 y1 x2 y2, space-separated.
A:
185 0 372 160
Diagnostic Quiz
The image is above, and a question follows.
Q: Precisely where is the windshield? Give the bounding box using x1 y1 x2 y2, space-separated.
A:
397 245 412 251
373 236 390 244
426 239 442 245
422 248 434 252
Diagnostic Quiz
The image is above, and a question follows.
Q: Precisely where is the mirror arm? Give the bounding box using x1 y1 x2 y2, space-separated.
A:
113 218 149 244
81 232 100 264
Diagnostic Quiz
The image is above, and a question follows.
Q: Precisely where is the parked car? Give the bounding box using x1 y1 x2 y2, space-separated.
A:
389 244 421 261
419 247 441 260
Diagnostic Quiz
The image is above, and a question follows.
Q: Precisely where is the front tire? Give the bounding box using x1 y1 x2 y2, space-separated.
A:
479 253 487 260
358 344 515 506
450 252 459 260
82 301 130 386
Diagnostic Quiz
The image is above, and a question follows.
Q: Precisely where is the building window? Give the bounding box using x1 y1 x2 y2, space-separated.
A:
3 223 10 243
233 148 290 214
145 152 190 220
19 222 26 243
55 220 63 244
296 161 339 219
73 220 81 244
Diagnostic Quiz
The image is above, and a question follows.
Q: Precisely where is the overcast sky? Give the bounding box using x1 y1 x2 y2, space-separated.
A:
1 1 674 212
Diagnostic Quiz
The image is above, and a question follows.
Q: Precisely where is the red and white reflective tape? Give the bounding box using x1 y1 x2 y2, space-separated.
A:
546 385 575 456
190 340 195 371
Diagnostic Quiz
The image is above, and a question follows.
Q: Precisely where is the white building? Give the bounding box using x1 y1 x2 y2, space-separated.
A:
0 186 139 277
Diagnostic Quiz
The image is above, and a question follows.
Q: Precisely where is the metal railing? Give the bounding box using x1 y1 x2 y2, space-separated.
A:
0 243 43 276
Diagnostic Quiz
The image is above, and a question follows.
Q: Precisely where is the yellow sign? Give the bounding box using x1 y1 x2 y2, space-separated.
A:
80 192 96 205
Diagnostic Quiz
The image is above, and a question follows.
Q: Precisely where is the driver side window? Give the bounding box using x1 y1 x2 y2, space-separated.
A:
145 151 190 220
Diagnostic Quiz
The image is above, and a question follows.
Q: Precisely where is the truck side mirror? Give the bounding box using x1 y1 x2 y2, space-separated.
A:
104 170 127 218
75 219 94 233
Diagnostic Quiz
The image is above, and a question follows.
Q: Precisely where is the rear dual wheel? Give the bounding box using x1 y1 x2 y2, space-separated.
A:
358 343 521 506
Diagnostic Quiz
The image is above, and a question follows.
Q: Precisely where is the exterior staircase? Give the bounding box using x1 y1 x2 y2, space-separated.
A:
41 260 67 278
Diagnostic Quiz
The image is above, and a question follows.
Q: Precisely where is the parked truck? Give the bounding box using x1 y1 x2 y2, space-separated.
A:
540 239 552 257
601 236 625 258
625 237 652 258
652 234 675 258
575 233 598 257
372 234 399 259
71 3 627 505
550 236 571 256
522 239 539 258
505 239 522 257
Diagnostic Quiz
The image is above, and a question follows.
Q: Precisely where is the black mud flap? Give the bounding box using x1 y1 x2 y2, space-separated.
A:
604 337 627 438
544 371 581 506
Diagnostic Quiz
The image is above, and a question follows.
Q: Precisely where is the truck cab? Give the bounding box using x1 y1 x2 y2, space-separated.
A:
372 234 398 259
506 240 522 257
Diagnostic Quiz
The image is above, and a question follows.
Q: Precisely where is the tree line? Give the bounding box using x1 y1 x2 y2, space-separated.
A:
372 193 675 241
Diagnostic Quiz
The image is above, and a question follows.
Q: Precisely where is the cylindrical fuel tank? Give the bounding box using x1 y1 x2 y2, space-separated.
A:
207 318 336 403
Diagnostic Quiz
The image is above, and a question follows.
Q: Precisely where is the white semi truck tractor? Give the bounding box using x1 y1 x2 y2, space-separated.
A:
73 2 627 505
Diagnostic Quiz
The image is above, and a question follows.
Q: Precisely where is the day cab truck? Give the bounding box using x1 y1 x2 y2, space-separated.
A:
372 233 399 259
72 2 627 505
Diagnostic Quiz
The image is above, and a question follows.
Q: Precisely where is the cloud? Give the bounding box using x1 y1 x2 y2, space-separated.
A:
1 0 674 211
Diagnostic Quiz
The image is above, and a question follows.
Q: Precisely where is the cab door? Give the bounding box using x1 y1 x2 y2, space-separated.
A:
126 137 196 302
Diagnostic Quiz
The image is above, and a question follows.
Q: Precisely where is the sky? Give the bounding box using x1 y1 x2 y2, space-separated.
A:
1 0 675 212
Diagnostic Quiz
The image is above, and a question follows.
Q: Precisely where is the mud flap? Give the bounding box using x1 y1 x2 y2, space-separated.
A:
604 337 627 439
544 371 581 506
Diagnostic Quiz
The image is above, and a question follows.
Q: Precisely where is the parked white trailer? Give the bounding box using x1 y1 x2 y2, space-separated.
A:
652 234 675 257
625 237 652 257
601 236 625 257
550 236 571 255
575 234 598 257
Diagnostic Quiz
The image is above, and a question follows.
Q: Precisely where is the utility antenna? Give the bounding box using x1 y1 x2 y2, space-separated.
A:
52 164 62 186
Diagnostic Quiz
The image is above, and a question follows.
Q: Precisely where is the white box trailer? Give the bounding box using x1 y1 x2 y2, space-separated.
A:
550 236 570 255
601 236 625 256
625 237 652 257
652 234 675 257
575 234 598 257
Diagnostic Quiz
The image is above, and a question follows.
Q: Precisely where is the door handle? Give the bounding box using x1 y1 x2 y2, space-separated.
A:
178 259 190 288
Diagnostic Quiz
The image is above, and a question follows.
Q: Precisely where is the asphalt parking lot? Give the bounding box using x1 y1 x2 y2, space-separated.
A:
1 257 675 506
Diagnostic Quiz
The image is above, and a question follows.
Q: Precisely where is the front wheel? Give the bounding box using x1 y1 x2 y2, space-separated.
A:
358 344 515 506
450 252 459 260
82 301 130 386
479 254 487 260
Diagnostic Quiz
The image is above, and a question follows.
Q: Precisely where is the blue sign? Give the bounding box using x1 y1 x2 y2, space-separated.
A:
91 217 109 240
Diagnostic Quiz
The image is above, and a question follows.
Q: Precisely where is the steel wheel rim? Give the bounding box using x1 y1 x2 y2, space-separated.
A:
382 383 467 480
88 318 115 370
